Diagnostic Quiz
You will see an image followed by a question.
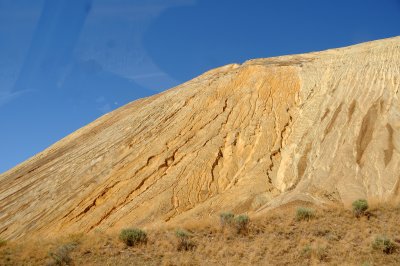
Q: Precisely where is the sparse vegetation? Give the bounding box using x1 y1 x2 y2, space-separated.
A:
352 199 369 217
219 212 250 234
119 228 147 247
48 242 78 266
296 207 315 221
234 214 250 234
2 205 400 265
219 212 234 227
372 236 396 254
299 244 328 261
0 238 6 247
175 229 195 251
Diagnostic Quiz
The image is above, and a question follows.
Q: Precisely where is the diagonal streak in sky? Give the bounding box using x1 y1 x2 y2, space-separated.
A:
13 0 92 93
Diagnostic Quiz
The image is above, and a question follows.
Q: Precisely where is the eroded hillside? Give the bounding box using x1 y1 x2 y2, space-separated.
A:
0 36 399 240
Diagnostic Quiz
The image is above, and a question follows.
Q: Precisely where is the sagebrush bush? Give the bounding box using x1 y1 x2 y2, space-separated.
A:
372 236 396 254
175 229 195 251
235 214 250 234
119 228 147 247
352 199 368 217
219 212 234 227
296 207 315 221
48 242 78 266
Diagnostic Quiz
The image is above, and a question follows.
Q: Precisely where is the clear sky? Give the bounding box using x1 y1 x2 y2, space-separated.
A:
0 0 399 173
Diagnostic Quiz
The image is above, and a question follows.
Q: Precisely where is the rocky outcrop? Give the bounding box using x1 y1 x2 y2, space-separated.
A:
1 36 399 240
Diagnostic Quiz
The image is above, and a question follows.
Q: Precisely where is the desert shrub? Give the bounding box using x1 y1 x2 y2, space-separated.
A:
352 199 368 217
48 242 78 266
0 239 6 247
219 212 235 227
234 214 250 234
372 236 396 254
119 228 147 247
175 229 195 251
296 207 315 221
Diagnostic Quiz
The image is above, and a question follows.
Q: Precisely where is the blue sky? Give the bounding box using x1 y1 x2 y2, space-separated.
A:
0 0 399 173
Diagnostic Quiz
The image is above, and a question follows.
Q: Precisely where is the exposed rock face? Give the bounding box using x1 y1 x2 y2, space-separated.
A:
1 37 399 240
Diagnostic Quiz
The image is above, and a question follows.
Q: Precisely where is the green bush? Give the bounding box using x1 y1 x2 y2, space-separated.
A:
119 228 147 247
219 212 235 227
372 236 396 254
296 207 315 221
235 214 250 234
175 229 195 251
352 199 368 217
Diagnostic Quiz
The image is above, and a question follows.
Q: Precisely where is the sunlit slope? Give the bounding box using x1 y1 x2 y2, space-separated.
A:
0 36 399 240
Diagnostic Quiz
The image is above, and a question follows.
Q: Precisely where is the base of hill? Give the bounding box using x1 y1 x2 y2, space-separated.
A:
1 202 400 265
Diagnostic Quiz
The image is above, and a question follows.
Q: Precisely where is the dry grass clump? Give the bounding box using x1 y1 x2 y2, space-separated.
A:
296 207 315 221
0 238 6 247
299 244 328 262
219 212 250 234
46 233 83 266
47 242 77 266
175 229 196 251
119 228 147 247
300 244 312 258
234 215 250 234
